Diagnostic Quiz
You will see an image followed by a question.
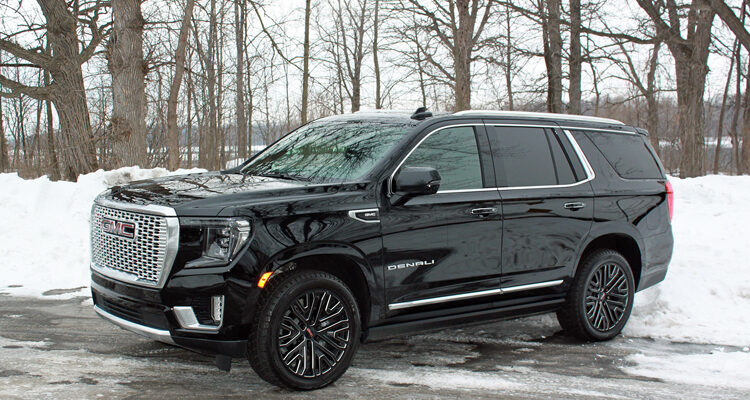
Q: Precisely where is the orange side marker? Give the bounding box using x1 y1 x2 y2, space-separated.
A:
257 271 273 288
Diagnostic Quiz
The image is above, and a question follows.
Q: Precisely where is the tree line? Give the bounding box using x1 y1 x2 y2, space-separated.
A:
1 0 749 181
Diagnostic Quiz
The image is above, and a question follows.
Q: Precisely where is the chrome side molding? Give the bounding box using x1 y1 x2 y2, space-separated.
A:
388 279 564 311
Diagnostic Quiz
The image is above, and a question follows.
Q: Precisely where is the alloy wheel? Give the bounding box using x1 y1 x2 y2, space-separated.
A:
584 263 630 332
276 289 352 378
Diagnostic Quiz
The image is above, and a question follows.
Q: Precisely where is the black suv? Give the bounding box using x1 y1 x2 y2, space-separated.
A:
90 109 673 390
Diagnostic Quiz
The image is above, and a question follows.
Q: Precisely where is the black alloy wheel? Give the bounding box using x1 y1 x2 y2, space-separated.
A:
248 270 361 390
557 249 635 341
584 263 629 332
277 289 352 378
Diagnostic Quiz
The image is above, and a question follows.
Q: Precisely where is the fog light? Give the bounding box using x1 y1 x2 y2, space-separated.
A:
211 295 224 324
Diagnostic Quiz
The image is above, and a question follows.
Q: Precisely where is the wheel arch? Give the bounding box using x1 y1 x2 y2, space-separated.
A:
575 230 644 289
258 242 377 332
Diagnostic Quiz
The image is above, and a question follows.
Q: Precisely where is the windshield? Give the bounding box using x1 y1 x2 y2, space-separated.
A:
241 120 410 183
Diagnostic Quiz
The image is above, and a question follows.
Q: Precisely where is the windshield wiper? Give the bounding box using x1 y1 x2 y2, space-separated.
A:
254 172 310 182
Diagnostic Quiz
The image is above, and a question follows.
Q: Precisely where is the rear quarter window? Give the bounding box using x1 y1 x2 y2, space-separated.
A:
583 131 663 179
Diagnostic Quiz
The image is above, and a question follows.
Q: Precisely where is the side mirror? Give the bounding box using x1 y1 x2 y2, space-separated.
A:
393 166 441 196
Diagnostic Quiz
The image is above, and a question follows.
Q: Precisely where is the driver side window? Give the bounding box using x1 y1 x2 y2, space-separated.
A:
402 127 483 191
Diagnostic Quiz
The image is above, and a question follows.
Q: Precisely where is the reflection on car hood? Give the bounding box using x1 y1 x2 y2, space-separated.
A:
103 171 310 210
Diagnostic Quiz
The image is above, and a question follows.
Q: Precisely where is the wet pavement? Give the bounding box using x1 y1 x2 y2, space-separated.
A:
0 294 747 399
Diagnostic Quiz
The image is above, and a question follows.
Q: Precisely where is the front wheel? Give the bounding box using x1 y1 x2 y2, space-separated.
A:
557 249 635 341
248 270 361 390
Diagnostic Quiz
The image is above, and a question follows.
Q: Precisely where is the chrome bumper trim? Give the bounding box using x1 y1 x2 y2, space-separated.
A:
173 305 222 333
94 305 174 344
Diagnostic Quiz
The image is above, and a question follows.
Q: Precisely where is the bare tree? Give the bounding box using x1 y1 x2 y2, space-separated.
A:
108 0 148 167
636 0 715 177
0 0 107 179
541 0 564 113
167 0 195 170
373 0 382 109
713 40 739 174
302 0 312 123
330 0 372 112
568 0 581 114
400 0 495 111
614 40 662 154
235 0 248 159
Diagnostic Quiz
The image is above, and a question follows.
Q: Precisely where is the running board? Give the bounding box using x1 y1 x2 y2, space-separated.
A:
365 297 565 342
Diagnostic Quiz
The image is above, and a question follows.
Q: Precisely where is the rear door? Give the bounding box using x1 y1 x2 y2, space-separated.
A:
380 123 504 313
484 122 594 288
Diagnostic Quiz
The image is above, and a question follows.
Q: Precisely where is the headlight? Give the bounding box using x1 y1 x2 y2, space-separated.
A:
180 217 251 268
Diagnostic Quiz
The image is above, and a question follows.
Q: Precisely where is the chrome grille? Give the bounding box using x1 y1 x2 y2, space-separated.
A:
91 204 170 286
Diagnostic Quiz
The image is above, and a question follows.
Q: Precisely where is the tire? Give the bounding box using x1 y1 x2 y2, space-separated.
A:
557 249 635 341
248 270 361 390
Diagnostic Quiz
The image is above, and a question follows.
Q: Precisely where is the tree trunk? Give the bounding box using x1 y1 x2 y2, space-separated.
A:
301 0 311 123
504 3 514 111
742 61 750 174
167 0 194 170
43 65 60 180
646 42 661 155
108 0 147 167
542 0 563 113
713 41 737 174
568 0 582 114
373 0 382 109
234 0 247 160
0 93 7 172
453 0 474 111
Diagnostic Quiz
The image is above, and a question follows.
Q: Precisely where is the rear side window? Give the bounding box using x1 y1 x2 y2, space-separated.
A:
584 131 663 179
489 126 584 187
402 126 483 190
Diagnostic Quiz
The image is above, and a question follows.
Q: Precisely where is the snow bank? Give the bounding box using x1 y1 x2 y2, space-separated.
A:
626 175 750 346
625 350 750 389
0 167 204 298
1 170 749 346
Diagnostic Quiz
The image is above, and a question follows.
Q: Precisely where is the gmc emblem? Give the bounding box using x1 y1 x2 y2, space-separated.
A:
102 218 136 239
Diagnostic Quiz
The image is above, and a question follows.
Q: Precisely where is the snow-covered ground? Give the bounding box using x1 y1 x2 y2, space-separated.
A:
1 169 749 348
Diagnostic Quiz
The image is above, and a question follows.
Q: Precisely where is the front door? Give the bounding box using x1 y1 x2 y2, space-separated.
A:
380 124 503 313
485 123 594 288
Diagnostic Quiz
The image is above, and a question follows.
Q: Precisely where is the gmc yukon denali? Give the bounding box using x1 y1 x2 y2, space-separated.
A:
90 109 673 390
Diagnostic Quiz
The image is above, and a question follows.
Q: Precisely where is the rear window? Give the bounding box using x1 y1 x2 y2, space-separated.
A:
583 131 663 179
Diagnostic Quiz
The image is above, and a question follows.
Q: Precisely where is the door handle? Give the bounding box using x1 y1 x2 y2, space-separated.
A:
471 207 498 216
563 201 586 210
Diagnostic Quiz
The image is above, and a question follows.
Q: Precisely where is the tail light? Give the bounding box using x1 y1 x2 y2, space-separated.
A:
665 181 674 221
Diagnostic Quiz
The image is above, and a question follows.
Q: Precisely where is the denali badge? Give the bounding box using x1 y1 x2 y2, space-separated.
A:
387 259 435 271
102 218 136 239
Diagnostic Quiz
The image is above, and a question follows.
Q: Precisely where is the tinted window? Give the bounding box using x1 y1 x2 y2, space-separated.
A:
402 127 483 190
584 131 663 179
546 130 577 184
241 121 408 182
490 127 556 187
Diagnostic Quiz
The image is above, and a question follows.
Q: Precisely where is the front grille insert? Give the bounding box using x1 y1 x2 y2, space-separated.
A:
90 200 179 288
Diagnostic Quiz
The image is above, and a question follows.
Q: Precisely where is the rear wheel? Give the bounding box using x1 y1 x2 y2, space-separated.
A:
557 249 635 341
248 270 360 390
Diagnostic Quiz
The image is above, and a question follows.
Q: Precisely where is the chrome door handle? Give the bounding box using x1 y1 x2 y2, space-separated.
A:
471 207 497 216
563 202 586 210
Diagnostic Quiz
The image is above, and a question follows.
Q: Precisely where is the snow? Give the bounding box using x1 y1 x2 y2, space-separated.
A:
0 166 204 298
626 175 750 347
625 350 750 389
1 169 749 347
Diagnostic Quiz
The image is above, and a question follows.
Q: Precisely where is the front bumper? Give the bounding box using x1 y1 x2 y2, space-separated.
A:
91 271 252 358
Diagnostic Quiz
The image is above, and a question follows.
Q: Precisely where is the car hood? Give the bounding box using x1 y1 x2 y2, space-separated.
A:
101 171 331 215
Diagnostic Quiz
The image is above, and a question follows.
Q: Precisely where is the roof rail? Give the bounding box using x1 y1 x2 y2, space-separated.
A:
453 110 625 126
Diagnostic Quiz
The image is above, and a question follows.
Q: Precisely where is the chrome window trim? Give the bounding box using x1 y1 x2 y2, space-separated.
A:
91 197 180 289
387 123 484 196
391 126 596 195
348 208 380 223
388 279 564 310
94 305 174 344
